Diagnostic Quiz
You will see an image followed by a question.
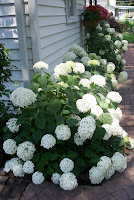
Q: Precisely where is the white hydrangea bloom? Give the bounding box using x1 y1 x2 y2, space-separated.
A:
3 139 17 155
74 132 85 146
111 123 124 137
114 40 122 48
96 24 102 31
116 54 122 62
98 33 104 37
108 107 122 122
79 78 90 88
76 99 91 113
55 124 71 141
51 173 61 184
83 94 97 108
41 134 56 149
4 160 12 173
116 33 123 41
89 75 106 87
97 156 111 174
73 62 85 74
91 105 103 117
111 152 127 173
122 40 128 45
102 124 112 140
107 91 122 103
118 71 128 83
70 44 84 56
63 52 76 62
82 71 91 79
59 172 78 190
107 28 115 34
33 61 48 75
99 49 105 55
10 87 37 108
86 33 90 39
54 63 72 77
17 141 36 161
121 59 126 66
104 23 110 28
122 45 128 51
33 61 48 70
13 164 25 177
122 130 128 138
23 161 34 174
78 116 96 140
105 165 115 180
128 137 134 149
89 166 105 184
100 59 107 67
70 115 81 126
111 77 118 89
79 50 88 57
81 56 90 67
106 62 115 73
32 171 45 185
104 35 111 41
60 158 74 173
88 60 100 67
6 118 20 133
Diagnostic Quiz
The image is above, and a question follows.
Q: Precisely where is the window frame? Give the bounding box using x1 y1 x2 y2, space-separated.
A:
65 0 77 24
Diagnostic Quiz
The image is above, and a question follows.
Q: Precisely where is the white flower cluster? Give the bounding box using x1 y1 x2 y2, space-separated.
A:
107 91 122 103
23 161 35 174
81 56 90 67
41 134 56 149
91 105 103 117
59 172 78 190
82 71 91 79
88 60 100 67
111 152 127 173
33 61 48 70
51 173 61 184
63 52 76 63
32 171 45 185
99 49 105 55
89 53 98 60
76 93 97 113
70 44 85 57
108 107 122 123
104 35 111 42
96 24 102 31
74 132 85 146
127 137 134 149
10 87 37 108
118 71 128 83
114 40 122 48
89 153 127 184
73 62 85 74
89 75 106 87
107 28 115 34
79 78 90 88
55 124 71 140
6 118 20 133
116 54 122 62
3 139 17 155
13 164 25 177
106 62 115 73
99 59 107 67
17 141 36 161
54 63 72 77
4 157 21 173
121 58 126 66
60 158 74 173
78 116 96 140
116 33 123 41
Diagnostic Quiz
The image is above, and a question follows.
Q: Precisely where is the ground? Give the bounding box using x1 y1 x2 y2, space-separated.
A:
0 44 134 200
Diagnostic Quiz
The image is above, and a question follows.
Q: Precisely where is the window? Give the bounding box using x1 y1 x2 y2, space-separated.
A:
66 0 77 24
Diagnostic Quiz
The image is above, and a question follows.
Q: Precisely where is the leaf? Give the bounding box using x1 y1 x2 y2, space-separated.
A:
35 117 46 129
33 153 40 163
3 126 8 133
56 115 65 125
90 154 100 164
62 109 70 115
30 83 40 92
36 162 44 172
32 130 44 142
3 132 12 140
92 126 105 141
67 75 74 86
119 139 125 147
48 99 61 113
75 158 86 168
99 102 109 109
67 151 78 160
66 118 78 127
84 149 94 158
37 76 47 86
46 167 54 175
50 153 58 161
32 72 40 81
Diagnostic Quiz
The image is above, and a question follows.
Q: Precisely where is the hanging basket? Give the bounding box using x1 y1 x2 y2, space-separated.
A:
83 20 99 28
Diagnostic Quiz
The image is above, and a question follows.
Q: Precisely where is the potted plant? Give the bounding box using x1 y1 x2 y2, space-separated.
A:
81 5 100 28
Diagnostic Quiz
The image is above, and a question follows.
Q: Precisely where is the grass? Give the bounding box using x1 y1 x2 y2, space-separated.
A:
122 32 134 43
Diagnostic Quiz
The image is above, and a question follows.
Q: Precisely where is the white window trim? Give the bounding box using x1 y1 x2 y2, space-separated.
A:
65 0 77 24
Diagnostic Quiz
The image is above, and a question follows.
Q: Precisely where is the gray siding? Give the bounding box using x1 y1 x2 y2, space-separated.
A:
0 0 23 93
37 0 85 73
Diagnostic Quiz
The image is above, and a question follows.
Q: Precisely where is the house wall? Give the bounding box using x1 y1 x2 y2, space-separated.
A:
36 0 85 74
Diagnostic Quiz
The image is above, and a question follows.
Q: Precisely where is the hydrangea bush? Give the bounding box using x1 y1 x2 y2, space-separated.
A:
2 48 133 190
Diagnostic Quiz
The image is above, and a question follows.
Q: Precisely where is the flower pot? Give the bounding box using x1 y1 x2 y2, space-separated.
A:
83 20 99 28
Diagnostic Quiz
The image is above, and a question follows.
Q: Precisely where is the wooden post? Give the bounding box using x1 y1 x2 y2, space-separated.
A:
90 0 92 5
95 0 97 6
